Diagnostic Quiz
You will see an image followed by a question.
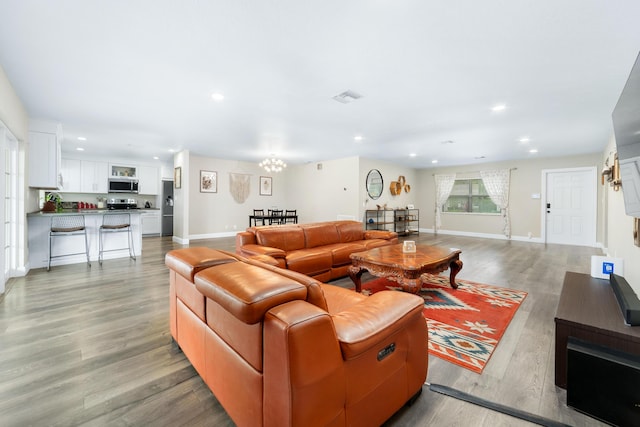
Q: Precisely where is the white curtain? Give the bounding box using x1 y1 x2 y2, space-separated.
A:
480 169 511 238
434 174 456 231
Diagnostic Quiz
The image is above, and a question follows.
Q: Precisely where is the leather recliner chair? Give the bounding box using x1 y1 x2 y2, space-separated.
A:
165 247 428 427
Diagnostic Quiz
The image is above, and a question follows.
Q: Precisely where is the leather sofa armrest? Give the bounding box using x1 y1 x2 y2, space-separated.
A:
364 230 398 240
332 291 424 360
238 244 286 259
235 230 256 249
264 300 346 427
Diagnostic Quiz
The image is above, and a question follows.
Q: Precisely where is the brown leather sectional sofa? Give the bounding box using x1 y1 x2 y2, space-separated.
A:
165 247 428 427
235 220 398 282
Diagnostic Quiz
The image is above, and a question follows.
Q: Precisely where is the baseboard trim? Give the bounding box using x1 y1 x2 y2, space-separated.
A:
172 236 189 245
190 231 238 241
419 228 544 244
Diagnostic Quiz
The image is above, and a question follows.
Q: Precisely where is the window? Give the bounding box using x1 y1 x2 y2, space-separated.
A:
443 179 499 213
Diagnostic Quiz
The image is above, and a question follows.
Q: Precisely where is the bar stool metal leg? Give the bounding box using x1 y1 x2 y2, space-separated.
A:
99 213 136 265
47 215 91 271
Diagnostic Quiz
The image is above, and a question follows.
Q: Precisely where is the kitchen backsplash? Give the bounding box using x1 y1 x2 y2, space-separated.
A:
42 191 160 209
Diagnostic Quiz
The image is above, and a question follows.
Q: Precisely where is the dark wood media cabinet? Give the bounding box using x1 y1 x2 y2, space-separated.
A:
554 271 640 388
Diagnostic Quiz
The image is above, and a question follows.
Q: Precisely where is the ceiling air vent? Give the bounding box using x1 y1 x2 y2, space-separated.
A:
332 90 363 104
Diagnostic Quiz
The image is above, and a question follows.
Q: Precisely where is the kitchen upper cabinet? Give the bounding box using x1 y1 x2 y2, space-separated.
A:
59 159 108 193
138 165 159 195
60 158 81 192
81 160 108 193
28 131 61 189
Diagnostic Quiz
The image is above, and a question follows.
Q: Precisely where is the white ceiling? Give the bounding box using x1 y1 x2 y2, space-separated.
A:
2 1 640 168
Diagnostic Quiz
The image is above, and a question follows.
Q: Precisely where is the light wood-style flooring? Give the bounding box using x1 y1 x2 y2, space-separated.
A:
0 233 610 426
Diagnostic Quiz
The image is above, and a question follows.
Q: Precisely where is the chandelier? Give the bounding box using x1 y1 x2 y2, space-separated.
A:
259 157 287 173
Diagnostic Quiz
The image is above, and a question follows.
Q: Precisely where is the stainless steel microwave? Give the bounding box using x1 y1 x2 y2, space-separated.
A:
108 178 139 193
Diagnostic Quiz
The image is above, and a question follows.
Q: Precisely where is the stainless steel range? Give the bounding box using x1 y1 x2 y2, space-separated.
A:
106 198 139 210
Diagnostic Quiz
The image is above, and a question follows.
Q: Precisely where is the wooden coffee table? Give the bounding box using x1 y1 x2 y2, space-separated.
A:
348 244 463 294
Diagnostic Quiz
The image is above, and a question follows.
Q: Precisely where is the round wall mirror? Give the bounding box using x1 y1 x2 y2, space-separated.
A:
366 169 384 199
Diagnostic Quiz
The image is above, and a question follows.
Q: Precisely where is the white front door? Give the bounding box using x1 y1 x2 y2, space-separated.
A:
544 167 597 246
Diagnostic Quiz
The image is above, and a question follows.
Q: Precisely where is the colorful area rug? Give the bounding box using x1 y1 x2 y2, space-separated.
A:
361 275 527 374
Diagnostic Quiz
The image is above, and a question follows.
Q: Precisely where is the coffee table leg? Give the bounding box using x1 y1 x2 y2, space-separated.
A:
402 277 422 294
348 265 365 293
449 259 463 289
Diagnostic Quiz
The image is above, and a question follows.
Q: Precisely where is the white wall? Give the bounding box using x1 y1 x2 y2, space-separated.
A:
187 154 288 236
173 150 189 243
287 157 360 223
359 158 419 221
602 136 640 295
0 65 29 286
183 154 423 238
0 67 28 142
416 153 603 241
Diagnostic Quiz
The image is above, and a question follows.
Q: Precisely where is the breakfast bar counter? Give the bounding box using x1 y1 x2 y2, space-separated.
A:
27 210 148 269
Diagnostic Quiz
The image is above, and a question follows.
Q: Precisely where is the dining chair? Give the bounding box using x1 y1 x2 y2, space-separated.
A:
284 209 297 224
253 209 265 226
269 209 284 225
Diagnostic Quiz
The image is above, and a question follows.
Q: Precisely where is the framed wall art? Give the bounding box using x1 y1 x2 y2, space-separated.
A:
259 176 272 196
174 167 182 189
200 170 217 193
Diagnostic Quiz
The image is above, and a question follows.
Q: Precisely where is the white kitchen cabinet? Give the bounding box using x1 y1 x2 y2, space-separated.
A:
141 211 161 235
60 158 81 192
138 165 159 195
81 160 108 193
28 131 61 189
59 159 108 193
110 164 137 179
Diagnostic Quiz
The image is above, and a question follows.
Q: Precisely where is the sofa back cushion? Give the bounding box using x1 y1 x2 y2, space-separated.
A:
243 256 329 311
195 262 308 324
255 226 305 252
165 247 238 282
336 221 365 243
302 223 340 248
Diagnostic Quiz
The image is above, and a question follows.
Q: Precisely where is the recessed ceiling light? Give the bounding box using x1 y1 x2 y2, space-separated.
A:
354 135 363 141
168 149 175 153
492 104 506 112
77 136 87 141
76 147 84 151
529 149 538 153
519 137 530 143
211 92 225 102
409 153 417 157
431 159 438 163
153 156 159 160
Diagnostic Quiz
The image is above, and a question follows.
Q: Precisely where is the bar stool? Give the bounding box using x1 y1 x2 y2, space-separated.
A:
99 213 136 265
48 215 91 271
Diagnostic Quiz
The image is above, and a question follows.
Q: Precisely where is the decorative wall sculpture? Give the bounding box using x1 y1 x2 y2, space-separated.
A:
229 173 251 204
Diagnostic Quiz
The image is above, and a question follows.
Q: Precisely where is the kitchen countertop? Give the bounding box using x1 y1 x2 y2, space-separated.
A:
27 208 160 217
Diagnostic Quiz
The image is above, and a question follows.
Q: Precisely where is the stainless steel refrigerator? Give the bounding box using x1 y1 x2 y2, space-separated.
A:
162 180 174 236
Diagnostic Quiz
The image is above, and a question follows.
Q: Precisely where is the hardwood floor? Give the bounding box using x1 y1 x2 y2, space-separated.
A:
0 233 610 426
